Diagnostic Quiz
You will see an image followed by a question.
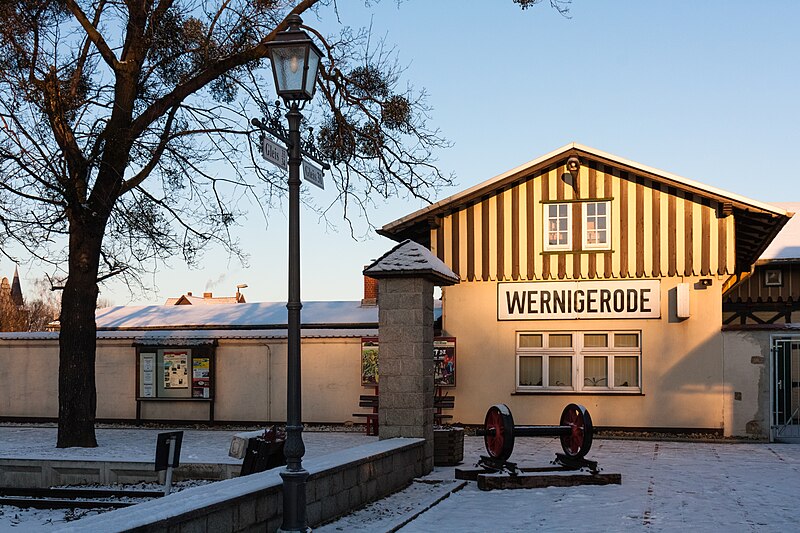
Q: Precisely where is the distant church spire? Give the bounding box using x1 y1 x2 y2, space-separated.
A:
10 266 23 307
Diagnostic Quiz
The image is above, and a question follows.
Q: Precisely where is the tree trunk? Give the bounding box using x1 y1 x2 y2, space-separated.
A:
57 215 104 448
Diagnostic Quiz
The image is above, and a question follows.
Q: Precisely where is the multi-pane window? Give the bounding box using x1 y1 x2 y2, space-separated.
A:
544 200 611 252
516 331 641 392
582 201 611 250
545 203 571 250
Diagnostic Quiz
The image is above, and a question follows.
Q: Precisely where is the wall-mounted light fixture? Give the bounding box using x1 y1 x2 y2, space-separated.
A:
566 156 581 173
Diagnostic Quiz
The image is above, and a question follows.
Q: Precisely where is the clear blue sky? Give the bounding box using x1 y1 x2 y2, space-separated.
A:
5 1 800 306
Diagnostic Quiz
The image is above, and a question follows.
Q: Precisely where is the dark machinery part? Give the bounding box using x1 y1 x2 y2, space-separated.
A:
481 403 594 462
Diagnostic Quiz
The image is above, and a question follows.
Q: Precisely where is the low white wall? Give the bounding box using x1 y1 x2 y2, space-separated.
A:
0 336 365 425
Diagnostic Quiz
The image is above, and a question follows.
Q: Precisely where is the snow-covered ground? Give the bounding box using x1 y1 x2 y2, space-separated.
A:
2 425 799 532
0 425 375 530
0 425 374 463
322 436 800 532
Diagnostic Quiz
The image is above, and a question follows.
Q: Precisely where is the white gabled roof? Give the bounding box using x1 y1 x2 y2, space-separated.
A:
759 202 800 262
382 142 791 233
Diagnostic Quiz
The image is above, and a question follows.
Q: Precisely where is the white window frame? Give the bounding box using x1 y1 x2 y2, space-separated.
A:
581 201 611 250
516 331 641 393
543 202 572 251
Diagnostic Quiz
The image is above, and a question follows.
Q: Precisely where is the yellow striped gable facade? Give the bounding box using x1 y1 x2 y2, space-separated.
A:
381 144 791 436
385 144 787 284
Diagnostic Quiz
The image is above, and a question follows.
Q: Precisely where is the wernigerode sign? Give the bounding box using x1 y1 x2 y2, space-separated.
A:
498 280 661 320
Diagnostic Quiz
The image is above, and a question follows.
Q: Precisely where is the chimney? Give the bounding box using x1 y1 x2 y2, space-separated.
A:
187 292 193 296
203 292 213 299
361 274 378 307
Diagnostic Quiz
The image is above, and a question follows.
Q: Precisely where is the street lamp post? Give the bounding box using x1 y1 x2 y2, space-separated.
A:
266 14 324 533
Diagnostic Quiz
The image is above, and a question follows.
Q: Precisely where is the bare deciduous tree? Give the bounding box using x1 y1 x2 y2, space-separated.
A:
0 0 564 447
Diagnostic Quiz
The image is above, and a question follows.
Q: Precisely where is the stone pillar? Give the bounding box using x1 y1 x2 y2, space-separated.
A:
363 239 458 475
377 277 435 473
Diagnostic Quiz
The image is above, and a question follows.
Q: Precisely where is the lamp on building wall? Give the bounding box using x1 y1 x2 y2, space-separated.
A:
563 156 581 187
266 14 323 532
566 156 581 173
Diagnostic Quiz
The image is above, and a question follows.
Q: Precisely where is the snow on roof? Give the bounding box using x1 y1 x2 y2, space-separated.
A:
0 296 445 339
0 328 379 342
364 239 459 285
382 143 791 234
95 301 378 330
758 202 800 262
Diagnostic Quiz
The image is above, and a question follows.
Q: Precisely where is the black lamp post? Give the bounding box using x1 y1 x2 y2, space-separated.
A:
266 13 323 533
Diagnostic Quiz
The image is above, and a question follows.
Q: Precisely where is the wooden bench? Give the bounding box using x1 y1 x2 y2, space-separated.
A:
353 390 456 433
434 393 456 423
353 394 379 435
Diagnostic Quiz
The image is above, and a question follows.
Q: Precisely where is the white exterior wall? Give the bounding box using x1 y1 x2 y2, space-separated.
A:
0 336 365 425
0 324 775 435
721 330 772 437
0 341 59 418
440 275 733 432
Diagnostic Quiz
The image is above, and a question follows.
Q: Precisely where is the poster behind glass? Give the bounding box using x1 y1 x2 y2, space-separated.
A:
163 350 189 389
433 337 456 387
361 337 379 385
360 337 456 387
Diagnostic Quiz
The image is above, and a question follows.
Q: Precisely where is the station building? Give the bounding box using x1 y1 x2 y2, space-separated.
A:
378 143 792 436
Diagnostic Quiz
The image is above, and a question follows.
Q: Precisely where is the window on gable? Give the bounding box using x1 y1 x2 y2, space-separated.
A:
582 201 611 250
545 203 571 251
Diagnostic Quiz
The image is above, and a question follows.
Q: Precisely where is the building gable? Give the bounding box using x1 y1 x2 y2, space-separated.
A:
381 144 790 282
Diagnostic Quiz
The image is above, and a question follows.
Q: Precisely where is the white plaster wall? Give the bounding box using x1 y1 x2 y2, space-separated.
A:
440 276 728 431
301 338 364 424
213 340 272 422
0 336 364 425
0 341 59 417
96 340 137 419
721 330 771 437
212 337 362 424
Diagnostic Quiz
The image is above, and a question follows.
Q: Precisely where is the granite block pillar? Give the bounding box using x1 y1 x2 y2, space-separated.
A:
377 277 435 473
363 239 459 476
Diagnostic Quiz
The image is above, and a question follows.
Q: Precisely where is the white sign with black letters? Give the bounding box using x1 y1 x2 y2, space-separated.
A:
302 160 325 189
498 280 661 320
261 136 288 169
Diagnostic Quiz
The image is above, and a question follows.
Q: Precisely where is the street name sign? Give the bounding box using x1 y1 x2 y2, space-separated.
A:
303 161 325 189
261 136 287 169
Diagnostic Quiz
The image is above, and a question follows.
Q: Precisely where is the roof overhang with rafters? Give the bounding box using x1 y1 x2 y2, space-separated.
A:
379 143 793 273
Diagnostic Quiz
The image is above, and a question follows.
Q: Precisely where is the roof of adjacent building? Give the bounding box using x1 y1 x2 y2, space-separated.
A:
94 301 380 331
164 291 245 305
0 298 442 337
758 202 800 263
379 143 792 271
0 328 379 342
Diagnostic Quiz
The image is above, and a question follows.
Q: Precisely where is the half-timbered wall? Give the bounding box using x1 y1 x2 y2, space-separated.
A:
725 264 800 301
723 263 800 325
431 160 736 282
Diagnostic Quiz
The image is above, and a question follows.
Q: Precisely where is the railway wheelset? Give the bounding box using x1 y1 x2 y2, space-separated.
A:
456 403 621 490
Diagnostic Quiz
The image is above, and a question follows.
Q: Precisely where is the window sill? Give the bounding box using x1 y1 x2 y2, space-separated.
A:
541 249 613 256
512 391 644 396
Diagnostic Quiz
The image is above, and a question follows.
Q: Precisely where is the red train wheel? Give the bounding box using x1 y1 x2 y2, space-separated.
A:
559 403 593 458
484 404 515 461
